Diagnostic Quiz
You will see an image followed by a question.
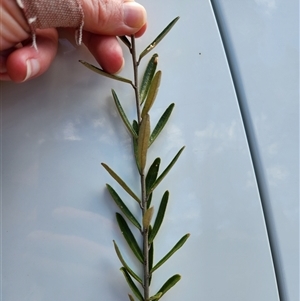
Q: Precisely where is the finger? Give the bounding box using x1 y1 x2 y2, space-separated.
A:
83 33 124 74
5 29 58 82
81 22 146 74
0 0 30 51
134 23 147 38
82 0 147 36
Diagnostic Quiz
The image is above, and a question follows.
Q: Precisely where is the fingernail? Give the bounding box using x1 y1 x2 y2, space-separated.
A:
123 2 146 28
24 58 40 81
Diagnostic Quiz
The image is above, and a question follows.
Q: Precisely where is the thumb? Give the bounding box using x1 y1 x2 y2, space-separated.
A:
82 0 147 36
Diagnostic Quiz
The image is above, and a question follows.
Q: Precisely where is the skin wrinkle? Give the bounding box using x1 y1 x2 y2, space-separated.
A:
4 0 29 31
87 0 123 34
0 1 29 50
107 5 123 33
2 11 24 39
87 0 104 31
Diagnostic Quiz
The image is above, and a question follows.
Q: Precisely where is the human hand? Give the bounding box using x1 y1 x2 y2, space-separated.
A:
0 0 147 82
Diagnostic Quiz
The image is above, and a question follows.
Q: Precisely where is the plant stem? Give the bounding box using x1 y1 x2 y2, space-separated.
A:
130 35 150 301
131 35 142 125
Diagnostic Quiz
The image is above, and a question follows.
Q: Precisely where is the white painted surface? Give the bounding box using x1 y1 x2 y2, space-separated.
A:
210 1 299 300
1 1 283 300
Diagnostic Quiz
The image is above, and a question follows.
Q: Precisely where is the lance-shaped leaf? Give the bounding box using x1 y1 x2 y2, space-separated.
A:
107 185 141 230
149 239 154 285
132 120 140 171
151 233 190 273
102 163 140 204
146 158 161 195
128 294 135 301
138 17 180 63
156 274 181 299
119 36 131 49
149 293 162 301
113 240 143 284
120 268 144 301
149 146 185 194
79 60 133 85
142 207 154 229
148 191 169 244
116 213 143 263
141 71 162 119
112 90 138 139
132 120 139 135
140 54 158 104
137 114 150 172
147 192 153 209
149 103 175 147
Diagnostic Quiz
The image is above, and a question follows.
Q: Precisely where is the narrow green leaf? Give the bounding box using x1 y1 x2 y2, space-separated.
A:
119 36 131 48
151 234 190 273
113 240 143 284
156 274 181 298
112 90 138 139
149 146 185 194
132 120 140 172
146 158 161 195
143 207 154 229
149 240 154 285
147 192 153 209
149 243 154 272
120 268 144 301
132 120 139 135
149 103 175 147
107 185 141 230
138 17 180 63
141 71 162 119
102 163 140 203
79 60 133 85
116 213 143 263
148 293 162 301
140 54 158 104
128 294 135 301
148 191 169 244
137 114 150 172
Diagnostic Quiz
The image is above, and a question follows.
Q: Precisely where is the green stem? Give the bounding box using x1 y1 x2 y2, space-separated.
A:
131 35 150 301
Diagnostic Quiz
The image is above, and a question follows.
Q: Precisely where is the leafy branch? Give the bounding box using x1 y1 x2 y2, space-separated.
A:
80 16 189 301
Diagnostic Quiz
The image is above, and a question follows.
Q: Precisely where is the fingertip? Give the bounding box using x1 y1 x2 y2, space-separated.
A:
82 0 147 37
6 46 43 82
134 23 147 38
6 50 28 82
6 29 58 82
114 57 125 74
123 2 147 30
84 34 125 74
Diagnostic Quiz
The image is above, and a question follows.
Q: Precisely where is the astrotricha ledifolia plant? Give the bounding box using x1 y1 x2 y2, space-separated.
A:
80 16 189 301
